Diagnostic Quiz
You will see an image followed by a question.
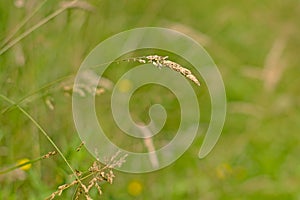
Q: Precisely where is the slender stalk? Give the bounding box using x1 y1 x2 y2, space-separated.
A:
1 74 73 114
0 156 42 174
0 94 84 186
0 0 49 48
0 0 78 56
0 57 129 114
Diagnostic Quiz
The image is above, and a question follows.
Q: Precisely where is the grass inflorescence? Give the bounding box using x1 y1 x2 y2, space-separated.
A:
123 55 201 86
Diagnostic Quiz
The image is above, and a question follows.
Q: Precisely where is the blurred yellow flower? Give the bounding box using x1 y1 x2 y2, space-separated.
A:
127 180 143 196
118 79 132 93
17 158 32 171
216 163 232 180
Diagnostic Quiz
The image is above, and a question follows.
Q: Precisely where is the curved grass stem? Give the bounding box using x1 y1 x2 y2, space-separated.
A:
0 0 79 56
0 0 49 48
1 74 74 114
0 94 84 187
0 156 42 174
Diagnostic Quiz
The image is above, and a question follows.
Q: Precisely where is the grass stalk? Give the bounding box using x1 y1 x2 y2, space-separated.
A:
0 94 84 187
0 0 49 48
0 0 79 56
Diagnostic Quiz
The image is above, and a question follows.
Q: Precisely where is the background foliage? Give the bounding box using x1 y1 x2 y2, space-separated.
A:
1 0 300 199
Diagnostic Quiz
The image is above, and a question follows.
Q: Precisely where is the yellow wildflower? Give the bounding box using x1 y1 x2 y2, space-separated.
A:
17 158 32 171
127 180 143 196
216 163 232 180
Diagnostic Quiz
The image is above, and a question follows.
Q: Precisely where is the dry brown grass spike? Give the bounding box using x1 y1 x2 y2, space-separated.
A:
127 55 201 86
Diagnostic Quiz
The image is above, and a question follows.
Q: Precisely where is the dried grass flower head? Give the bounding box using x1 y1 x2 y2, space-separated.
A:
125 55 201 86
47 151 127 200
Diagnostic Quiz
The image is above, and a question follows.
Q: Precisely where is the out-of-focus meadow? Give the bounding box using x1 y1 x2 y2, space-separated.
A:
1 0 300 199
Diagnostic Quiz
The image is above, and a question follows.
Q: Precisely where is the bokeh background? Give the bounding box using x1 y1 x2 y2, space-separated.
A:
1 0 300 199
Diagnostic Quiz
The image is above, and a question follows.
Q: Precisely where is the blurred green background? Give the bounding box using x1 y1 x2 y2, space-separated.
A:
1 0 300 199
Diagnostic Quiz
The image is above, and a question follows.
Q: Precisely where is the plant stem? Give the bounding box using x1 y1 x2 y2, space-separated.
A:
0 0 78 56
0 157 41 174
0 0 49 48
1 74 73 114
0 94 83 186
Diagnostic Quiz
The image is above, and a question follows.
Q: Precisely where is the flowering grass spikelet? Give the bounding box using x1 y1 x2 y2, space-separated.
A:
125 55 201 86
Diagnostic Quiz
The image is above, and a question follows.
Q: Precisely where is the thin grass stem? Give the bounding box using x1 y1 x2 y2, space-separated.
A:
0 94 84 187
0 0 79 56
1 74 73 114
0 0 49 48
